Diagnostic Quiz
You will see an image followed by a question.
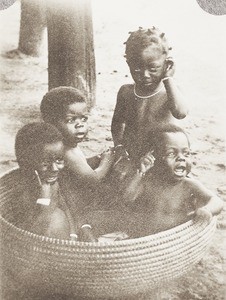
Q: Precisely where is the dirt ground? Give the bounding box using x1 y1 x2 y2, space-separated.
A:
0 1 226 299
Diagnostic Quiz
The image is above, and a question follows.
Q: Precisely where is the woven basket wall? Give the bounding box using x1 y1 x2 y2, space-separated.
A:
0 169 216 299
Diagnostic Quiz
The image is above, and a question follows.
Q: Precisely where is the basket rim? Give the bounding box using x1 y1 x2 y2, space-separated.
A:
0 167 216 247
1 208 216 247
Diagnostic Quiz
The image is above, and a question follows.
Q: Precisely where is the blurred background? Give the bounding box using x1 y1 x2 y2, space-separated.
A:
0 0 225 168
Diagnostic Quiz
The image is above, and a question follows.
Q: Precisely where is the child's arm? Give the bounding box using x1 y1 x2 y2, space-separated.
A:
28 180 71 239
194 196 223 223
162 58 188 119
65 147 115 184
36 176 81 240
111 86 126 146
189 178 224 222
37 180 58 211
94 148 115 178
78 224 98 242
121 151 155 204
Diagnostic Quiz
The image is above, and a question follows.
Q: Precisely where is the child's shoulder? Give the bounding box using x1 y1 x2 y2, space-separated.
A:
183 176 213 195
183 176 201 187
118 84 134 94
64 146 86 162
184 175 203 183
116 84 135 104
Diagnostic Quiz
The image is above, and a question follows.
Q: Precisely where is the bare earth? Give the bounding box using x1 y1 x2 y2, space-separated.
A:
0 1 226 299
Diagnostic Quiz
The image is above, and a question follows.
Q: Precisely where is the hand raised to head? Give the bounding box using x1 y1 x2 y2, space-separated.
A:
139 150 155 174
163 57 176 78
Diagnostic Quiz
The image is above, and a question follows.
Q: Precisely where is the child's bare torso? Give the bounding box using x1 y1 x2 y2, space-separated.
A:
135 176 196 231
60 145 99 216
119 84 175 155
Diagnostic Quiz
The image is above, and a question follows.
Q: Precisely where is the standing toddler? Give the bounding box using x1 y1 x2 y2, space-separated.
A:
111 27 188 161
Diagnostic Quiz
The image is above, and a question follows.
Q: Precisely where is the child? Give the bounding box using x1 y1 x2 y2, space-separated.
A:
14 122 77 240
40 86 115 215
120 125 223 234
111 27 188 161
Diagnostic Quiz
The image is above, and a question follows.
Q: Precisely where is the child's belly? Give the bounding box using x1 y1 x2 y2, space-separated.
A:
123 114 174 158
143 195 193 233
152 211 191 232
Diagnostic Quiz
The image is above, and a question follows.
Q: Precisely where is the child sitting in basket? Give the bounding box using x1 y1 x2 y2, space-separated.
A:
14 122 78 240
14 122 97 242
117 124 223 234
40 86 115 218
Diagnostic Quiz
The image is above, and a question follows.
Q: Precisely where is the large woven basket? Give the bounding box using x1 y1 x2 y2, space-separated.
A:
0 169 216 299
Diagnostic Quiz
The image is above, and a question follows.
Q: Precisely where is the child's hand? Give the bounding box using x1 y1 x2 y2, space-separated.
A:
35 170 58 210
35 170 52 191
139 151 155 175
79 224 97 242
70 233 78 242
36 183 57 211
113 144 130 166
163 57 176 78
100 147 115 164
114 145 129 157
194 206 212 224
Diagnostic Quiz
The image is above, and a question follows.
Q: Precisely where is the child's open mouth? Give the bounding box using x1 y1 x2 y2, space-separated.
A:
75 132 87 140
45 174 58 183
143 81 153 85
174 166 186 177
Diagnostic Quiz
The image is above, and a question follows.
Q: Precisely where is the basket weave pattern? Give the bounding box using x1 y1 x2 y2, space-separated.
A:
0 169 216 298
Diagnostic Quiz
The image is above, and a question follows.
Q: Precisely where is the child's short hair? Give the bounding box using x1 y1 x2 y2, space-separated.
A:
15 122 63 171
124 27 172 64
40 86 86 124
143 124 190 156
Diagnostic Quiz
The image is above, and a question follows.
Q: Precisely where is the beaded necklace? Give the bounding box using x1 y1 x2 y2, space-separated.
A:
133 83 164 99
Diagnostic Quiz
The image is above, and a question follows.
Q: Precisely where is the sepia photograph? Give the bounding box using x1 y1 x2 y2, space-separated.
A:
0 0 226 299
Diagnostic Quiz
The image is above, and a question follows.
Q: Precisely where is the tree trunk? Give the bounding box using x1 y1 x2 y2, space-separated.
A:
47 0 96 108
18 0 46 57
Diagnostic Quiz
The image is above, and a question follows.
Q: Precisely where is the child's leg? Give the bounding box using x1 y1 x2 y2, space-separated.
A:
30 208 70 239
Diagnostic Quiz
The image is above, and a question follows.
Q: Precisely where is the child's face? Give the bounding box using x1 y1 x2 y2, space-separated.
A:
34 141 64 184
128 46 167 90
56 102 89 146
156 132 191 182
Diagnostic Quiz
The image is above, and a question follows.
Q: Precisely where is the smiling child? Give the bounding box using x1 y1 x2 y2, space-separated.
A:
14 122 77 239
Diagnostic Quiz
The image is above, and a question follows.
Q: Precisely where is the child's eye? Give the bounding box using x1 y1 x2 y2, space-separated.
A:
81 116 88 122
67 118 74 124
166 151 175 158
55 158 64 164
149 68 157 72
183 150 191 157
41 161 50 168
147 65 159 72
